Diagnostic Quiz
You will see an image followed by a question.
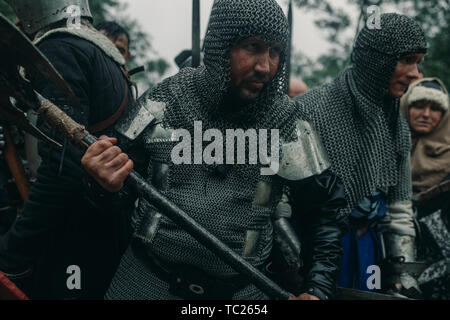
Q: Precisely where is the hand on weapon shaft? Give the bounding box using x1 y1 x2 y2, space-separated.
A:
81 135 134 193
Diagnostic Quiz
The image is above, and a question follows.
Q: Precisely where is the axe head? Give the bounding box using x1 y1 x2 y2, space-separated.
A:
0 13 78 147
0 13 81 112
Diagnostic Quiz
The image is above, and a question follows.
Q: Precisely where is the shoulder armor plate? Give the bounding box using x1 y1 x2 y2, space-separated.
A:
278 120 330 181
115 91 166 141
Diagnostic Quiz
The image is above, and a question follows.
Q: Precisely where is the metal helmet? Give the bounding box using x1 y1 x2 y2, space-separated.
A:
6 0 93 35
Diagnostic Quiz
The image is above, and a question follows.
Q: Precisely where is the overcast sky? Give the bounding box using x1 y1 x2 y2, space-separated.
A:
117 0 399 77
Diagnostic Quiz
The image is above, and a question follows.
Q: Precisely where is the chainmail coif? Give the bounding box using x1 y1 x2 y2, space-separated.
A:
296 13 427 215
161 0 290 131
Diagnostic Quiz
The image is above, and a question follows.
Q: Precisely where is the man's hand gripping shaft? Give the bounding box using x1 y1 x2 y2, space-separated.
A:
81 136 133 193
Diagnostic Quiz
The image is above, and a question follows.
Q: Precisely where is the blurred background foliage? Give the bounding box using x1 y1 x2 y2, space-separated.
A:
1 0 448 90
290 0 450 88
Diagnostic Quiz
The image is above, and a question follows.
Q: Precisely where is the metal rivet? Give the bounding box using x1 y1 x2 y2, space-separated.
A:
189 284 205 295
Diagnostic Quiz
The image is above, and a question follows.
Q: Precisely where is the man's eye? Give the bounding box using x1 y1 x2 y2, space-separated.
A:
403 56 421 64
402 57 414 64
270 47 281 58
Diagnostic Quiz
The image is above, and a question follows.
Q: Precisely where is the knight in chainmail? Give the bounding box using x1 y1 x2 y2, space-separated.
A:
295 13 427 297
82 0 347 300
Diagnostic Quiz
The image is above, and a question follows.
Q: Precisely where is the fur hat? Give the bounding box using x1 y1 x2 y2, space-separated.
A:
407 79 449 112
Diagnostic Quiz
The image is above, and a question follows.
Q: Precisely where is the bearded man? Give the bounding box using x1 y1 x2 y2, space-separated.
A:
82 0 347 300
295 13 427 297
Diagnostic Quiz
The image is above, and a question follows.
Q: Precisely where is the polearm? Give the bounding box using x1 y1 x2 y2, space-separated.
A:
412 180 450 203
286 0 293 93
36 92 292 300
0 13 290 300
192 0 201 67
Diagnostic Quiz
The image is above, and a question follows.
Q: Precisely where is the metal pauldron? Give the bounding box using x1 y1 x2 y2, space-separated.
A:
277 120 330 181
115 95 166 141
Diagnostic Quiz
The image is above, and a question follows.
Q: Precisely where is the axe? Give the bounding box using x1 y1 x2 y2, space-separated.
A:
0 13 291 300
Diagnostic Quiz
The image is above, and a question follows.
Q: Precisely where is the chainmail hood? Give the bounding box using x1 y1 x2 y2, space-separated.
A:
158 0 290 131
296 13 428 213
351 13 428 102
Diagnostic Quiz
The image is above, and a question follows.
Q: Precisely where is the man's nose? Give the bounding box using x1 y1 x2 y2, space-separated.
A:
254 50 271 75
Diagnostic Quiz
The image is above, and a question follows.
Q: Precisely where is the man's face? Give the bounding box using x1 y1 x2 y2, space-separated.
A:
229 37 282 102
409 100 443 134
388 53 425 98
100 30 131 61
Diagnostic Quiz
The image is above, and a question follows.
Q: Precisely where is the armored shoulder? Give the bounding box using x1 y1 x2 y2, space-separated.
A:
277 119 330 181
115 90 167 141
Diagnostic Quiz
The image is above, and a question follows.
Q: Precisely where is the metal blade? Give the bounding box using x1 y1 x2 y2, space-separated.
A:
0 13 81 110
336 287 412 300
0 92 62 148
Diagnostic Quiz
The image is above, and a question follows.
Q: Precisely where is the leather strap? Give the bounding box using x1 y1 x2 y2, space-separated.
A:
88 80 129 134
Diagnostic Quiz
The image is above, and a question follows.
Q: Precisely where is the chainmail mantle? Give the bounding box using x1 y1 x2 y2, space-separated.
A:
296 13 427 214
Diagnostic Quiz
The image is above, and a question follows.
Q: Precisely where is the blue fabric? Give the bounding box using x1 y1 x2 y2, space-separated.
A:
351 190 387 223
338 192 386 291
338 228 381 291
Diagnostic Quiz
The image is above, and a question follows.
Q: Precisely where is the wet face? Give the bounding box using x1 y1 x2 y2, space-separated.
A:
229 37 282 102
409 100 444 134
389 53 425 98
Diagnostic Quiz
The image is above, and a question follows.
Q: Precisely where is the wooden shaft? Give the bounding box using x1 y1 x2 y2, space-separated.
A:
37 99 90 149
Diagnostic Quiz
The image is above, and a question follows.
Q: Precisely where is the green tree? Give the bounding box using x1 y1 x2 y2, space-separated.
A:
290 0 450 88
